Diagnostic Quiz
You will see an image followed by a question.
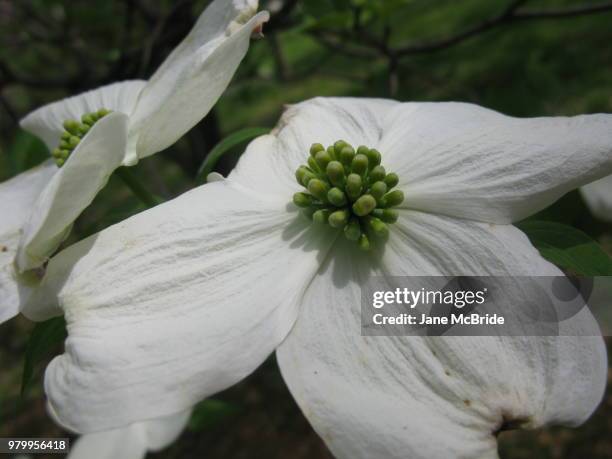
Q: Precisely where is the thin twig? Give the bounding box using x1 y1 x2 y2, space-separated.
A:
395 0 612 55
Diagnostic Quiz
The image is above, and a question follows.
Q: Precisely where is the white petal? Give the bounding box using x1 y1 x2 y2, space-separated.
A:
16 112 128 272
277 212 606 459
29 180 334 432
376 102 612 223
229 97 398 199
0 161 56 322
20 81 145 153
130 1 269 159
67 409 190 459
580 174 612 222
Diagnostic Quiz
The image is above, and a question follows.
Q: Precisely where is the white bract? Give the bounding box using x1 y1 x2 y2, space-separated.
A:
0 161 56 322
25 99 612 458
581 175 612 222
14 0 269 274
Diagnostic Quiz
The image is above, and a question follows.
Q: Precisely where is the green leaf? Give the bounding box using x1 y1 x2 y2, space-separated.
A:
188 399 240 431
21 317 67 396
196 127 269 183
517 220 612 276
2 130 49 180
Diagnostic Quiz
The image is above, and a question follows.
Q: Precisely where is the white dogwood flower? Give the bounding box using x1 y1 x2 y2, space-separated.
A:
14 0 269 273
581 175 612 222
25 99 612 458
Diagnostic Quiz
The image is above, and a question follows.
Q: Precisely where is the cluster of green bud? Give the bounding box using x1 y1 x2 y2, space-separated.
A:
52 108 111 167
293 140 404 250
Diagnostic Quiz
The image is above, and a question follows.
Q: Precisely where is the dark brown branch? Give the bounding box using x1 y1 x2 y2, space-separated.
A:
395 0 612 56
311 32 379 59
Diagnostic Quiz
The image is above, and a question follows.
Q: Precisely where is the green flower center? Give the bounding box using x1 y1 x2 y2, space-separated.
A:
52 108 111 167
293 140 404 250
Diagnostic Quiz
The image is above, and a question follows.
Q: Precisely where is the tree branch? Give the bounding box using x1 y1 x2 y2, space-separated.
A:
395 0 612 56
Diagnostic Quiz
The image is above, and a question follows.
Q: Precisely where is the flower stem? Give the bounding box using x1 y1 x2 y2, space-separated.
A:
115 167 158 208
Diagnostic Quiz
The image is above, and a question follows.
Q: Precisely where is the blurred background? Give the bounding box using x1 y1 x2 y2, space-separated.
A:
1 0 612 457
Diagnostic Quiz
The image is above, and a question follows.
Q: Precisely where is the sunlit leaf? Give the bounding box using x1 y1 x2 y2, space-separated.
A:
188 399 241 431
517 220 612 276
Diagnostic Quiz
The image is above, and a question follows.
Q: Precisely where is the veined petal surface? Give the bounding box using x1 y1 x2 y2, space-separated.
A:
378 102 612 223
32 180 335 432
230 97 396 198
277 212 606 459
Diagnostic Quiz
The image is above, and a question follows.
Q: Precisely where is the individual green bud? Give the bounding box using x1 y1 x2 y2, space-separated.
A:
78 123 90 136
328 209 349 228
52 148 62 158
372 208 399 223
55 158 66 167
383 190 405 207
313 209 332 224
352 194 377 216
315 150 332 169
345 173 362 201
308 156 321 173
82 114 95 125
356 145 370 156
308 179 329 202
61 131 71 141
326 161 345 187
295 166 309 185
326 145 336 160
327 187 347 207
97 108 110 117
293 192 313 208
63 119 81 135
384 172 399 189
339 145 355 166
358 233 370 251
365 216 389 238
59 140 71 150
369 165 386 183
370 181 388 202
366 148 381 167
59 149 70 159
334 140 348 153
344 218 361 241
68 135 81 148
351 154 368 176
310 143 325 156
295 166 307 181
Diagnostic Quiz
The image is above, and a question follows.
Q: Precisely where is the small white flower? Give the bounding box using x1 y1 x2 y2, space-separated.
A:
14 0 269 273
26 99 612 457
581 175 612 222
